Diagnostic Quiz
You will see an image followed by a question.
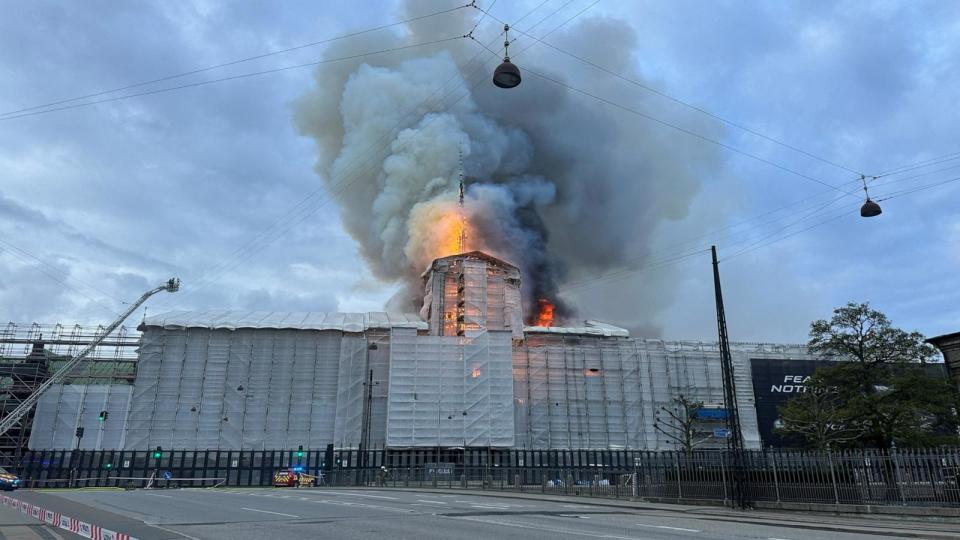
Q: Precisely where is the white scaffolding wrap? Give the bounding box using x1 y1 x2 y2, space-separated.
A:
386 328 514 447
28 385 132 450
125 328 345 450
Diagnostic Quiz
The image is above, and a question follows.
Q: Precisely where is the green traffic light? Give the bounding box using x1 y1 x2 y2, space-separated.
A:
104 463 112 469
153 452 161 458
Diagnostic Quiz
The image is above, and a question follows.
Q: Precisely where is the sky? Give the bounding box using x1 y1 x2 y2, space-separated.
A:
1 0 958 344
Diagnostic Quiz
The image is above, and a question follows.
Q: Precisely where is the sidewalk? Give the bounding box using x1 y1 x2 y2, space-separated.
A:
329 486 960 539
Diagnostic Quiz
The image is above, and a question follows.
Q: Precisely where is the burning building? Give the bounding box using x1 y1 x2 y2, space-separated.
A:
25 250 827 452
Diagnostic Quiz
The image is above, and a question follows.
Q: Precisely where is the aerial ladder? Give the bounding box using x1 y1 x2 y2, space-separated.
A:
0 278 180 439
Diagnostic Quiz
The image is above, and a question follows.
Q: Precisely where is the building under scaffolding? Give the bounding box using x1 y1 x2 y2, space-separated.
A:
0 323 139 463
22 251 827 453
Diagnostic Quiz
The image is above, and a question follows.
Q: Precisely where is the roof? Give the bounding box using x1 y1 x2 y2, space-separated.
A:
141 311 428 332
524 319 630 338
928 331 960 345
423 250 519 277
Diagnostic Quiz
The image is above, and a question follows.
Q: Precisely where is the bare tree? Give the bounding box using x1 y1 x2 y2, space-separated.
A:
653 395 711 452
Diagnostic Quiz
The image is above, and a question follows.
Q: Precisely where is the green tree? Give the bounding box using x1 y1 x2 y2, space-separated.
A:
780 302 960 448
775 373 862 449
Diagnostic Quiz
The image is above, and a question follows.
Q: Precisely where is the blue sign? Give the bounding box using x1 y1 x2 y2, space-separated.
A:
162 470 173 480
713 428 731 438
696 408 728 420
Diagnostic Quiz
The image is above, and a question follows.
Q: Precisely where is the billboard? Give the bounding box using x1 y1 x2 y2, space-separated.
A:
749 358 834 448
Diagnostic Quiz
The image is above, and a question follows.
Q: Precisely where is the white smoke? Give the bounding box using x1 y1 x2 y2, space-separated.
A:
295 1 723 331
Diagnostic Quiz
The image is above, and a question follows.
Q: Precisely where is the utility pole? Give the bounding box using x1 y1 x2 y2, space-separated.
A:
711 245 747 509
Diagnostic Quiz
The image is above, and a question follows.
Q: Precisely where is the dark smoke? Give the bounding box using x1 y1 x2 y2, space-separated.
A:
294 0 722 331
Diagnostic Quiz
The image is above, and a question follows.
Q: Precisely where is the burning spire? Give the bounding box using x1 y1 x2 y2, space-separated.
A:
457 142 467 254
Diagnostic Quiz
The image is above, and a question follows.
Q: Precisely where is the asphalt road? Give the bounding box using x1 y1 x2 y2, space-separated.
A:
3 488 958 540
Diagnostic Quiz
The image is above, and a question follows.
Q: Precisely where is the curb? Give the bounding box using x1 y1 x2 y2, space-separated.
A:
381 487 960 540
2 493 138 540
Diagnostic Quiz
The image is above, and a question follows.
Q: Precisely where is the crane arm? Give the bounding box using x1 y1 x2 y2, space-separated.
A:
0 278 180 438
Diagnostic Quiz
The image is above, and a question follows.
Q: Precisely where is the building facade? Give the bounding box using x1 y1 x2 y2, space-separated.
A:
25 251 831 452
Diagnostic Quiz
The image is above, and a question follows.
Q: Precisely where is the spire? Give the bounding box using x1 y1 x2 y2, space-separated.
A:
457 142 467 253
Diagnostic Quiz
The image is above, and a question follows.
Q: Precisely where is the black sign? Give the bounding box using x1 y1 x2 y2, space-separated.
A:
750 358 834 448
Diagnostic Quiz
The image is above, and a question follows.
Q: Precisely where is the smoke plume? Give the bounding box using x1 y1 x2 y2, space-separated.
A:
295 0 723 331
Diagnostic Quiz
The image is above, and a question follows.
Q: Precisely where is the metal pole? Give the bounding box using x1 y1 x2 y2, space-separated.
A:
711 246 747 509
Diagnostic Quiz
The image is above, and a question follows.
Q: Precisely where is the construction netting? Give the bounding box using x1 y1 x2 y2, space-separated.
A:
386 328 514 447
514 336 813 450
28 384 132 450
124 328 344 450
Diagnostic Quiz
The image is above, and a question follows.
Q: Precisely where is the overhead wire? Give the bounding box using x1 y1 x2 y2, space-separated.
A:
0 2 474 118
0 37 466 122
151 0 590 312
472 3 864 178
0 239 121 316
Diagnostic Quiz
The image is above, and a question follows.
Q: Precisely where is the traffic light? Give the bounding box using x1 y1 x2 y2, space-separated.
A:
98 410 109 422
104 463 112 469
153 446 162 459
296 445 304 458
75 426 85 438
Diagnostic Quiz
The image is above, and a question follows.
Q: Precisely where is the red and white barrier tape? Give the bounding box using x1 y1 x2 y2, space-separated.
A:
2 494 137 540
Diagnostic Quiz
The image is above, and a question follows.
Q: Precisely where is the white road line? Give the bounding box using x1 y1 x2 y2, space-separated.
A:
635 523 700 533
338 493 398 500
416 499 448 505
144 493 175 499
455 516 643 540
768 538 793 540
150 523 204 540
241 507 300 518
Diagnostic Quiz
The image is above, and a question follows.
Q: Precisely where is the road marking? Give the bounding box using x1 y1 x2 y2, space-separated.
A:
338 493 398 500
455 516 640 539
559 514 590 518
769 538 793 540
241 507 300 518
150 523 204 540
416 499 448 505
144 493 175 498
636 523 700 533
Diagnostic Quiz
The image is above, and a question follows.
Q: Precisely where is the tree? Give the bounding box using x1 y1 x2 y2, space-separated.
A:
653 395 711 452
779 302 960 448
775 372 862 449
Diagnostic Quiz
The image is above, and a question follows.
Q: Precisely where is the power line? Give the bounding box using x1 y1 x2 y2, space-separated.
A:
0 3 473 118
1 37 466 122
493 57 861 198
472 3 864 178
870 150 960 178
152 1 586 311
0 240 121 316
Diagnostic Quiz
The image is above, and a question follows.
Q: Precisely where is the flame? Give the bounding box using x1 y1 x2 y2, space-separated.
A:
430 209 469 260
536 298 555 327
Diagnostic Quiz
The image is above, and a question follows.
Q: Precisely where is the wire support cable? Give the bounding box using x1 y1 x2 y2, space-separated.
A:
0 2 473 119
472 3 864 178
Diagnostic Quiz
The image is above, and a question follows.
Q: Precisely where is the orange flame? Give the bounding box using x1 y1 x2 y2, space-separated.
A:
536 298 555 327
431 210 469 260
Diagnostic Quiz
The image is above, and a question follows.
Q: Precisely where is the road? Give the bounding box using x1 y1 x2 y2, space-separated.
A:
2 488 958 540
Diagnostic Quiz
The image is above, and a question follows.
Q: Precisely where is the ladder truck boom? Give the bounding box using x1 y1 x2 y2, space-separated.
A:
0 278 180 439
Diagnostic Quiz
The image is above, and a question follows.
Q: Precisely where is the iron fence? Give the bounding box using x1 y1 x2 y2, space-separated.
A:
11 447 960 508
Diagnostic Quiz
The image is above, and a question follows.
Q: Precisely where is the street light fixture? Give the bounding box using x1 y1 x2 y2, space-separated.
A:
493 24 521 89
859 175 882 217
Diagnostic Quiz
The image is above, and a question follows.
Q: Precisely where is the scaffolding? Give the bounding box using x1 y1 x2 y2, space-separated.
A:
0 322 139 464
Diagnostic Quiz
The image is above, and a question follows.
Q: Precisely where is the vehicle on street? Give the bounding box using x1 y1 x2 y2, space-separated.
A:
0 467 20 491
273 468 316 487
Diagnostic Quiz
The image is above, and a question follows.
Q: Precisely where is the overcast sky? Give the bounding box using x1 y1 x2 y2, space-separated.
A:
1 0 958 344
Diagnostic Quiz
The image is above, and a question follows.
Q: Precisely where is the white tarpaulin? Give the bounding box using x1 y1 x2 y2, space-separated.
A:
386 328 514 447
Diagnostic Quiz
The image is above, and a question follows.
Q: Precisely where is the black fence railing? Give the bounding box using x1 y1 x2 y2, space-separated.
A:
12 447 960 508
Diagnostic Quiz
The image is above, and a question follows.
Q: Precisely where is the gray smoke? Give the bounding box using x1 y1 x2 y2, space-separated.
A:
294 0 723 331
